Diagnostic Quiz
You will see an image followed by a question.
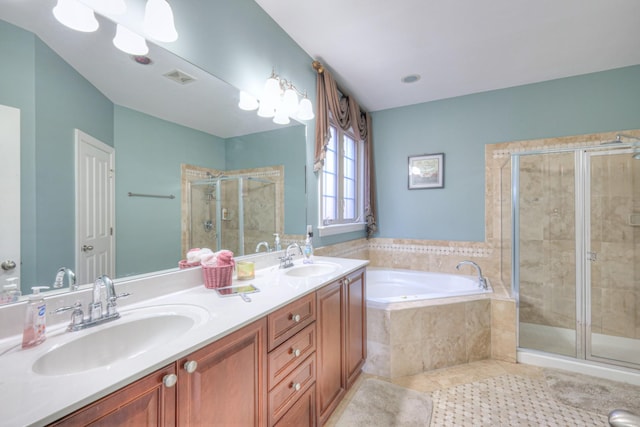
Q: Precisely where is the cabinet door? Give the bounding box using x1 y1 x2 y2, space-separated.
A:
50 364 177 427
177 319 267 427
315 280 345 425
345 268 367 388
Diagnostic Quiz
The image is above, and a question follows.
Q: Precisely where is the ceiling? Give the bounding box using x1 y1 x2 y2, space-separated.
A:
255 0 640 112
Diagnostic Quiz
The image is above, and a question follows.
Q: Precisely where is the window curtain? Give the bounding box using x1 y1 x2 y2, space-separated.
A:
312 60 377 237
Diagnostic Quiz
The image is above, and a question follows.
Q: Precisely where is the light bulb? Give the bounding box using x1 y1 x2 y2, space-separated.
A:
113 25 149 55
53 0 99 32
144 0 178 42
238 91 259 111
296 97 315 121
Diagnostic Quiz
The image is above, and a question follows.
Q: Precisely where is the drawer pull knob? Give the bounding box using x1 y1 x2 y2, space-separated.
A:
184 360 198 374
292 382 301 391
292 348 301 357
291 313 301 323
163 374 178 388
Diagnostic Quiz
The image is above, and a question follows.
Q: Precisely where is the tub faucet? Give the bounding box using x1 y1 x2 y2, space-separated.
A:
53 267 77 291
456 261 488 290
255 241 270 253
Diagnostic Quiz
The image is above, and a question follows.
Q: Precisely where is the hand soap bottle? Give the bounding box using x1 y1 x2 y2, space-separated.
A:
303 226 314 264
22 286 49 349
273 233 282 251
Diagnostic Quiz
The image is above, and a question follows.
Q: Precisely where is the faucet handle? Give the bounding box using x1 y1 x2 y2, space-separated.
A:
54 301 84 328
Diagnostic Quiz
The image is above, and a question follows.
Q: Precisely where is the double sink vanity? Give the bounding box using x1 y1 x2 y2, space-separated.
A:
0 255 368 426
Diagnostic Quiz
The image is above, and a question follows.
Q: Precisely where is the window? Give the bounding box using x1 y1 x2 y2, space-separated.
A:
319 121 365 236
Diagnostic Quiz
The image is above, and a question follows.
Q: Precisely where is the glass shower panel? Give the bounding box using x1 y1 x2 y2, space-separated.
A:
517 152 577 357
588 151 640 366
242 178 276 255
189 182 218 251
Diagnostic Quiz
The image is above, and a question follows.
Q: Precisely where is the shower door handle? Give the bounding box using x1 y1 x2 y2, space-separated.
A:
587 252 597 262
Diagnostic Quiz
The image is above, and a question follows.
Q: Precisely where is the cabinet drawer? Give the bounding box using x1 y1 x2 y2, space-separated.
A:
268 293 316 351
274 385 316 427
268 323 316 390
268 354 316 426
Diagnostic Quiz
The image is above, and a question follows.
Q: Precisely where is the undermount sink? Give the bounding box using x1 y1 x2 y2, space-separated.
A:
284 262 340 278
32 304 208 376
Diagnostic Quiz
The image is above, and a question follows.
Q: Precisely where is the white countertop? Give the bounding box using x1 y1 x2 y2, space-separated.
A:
0 256 368 427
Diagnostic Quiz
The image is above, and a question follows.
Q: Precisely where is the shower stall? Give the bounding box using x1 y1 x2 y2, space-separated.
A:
188 175 276 256
512 141 640 371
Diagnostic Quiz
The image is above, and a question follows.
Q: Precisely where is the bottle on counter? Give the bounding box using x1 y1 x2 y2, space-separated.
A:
21 286 49 349
303 226 314 264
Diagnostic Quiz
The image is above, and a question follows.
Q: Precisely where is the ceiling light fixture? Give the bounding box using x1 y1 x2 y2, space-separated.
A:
401 74 421 84
239 70 314 125
52 0 178 55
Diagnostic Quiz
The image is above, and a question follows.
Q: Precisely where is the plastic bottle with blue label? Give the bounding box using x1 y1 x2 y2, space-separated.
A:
22 286 49 349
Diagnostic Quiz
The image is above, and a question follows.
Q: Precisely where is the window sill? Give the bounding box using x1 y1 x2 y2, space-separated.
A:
317 222 366 237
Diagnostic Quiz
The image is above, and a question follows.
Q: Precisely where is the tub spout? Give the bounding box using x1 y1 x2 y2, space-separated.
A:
456 260 488 290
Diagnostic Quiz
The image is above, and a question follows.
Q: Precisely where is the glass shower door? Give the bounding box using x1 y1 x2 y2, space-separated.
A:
587 149 640 367
517 152 578 357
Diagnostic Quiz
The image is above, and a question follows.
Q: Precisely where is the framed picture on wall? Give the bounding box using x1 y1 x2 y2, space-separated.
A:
408 153 444 189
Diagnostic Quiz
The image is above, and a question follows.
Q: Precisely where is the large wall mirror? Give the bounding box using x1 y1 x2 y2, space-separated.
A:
0 1 307 298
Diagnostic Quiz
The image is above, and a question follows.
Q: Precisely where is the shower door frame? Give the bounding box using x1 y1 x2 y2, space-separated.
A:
512 143 638 369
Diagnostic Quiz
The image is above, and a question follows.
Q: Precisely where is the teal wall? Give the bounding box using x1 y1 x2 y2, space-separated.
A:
372 65 640 241
1 20 113 288
0 21 37 289
34 38 114 286
114 106 226 277
225 125 307 235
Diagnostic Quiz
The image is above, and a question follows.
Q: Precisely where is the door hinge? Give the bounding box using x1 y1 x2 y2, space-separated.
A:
110 227 113 236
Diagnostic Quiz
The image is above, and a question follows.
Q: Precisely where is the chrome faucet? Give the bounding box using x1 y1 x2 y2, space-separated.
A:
279 242 302 269
255 241 270 253
456 260 488 290
53 267 77 291
55 274 130 332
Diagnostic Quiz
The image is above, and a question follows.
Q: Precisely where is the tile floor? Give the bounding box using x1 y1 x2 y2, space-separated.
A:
327 360 622 426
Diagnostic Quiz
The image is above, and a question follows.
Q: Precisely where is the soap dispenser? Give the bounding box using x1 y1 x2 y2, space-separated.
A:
2 277 21 304
273 233 282 251
22 286 49 349
303 225 314 264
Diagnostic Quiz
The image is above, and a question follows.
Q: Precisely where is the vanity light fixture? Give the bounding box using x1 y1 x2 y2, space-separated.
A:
52 0 178 55
239 70 314 125
143 0 179 43
113 24 149 56
53 0 99 33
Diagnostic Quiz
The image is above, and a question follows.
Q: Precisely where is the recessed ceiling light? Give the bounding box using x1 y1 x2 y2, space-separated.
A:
132 55 153 65
401 74 421 84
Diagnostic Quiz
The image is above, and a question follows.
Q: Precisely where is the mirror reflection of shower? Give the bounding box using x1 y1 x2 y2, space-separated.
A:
182 165 283 257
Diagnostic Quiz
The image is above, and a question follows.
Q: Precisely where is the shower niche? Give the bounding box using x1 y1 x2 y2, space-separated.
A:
181 164 283 257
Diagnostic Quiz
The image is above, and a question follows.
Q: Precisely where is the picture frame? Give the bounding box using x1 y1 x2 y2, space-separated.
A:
408 153 444 189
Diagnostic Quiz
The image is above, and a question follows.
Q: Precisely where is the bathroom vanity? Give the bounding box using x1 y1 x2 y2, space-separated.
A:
0 256 367 426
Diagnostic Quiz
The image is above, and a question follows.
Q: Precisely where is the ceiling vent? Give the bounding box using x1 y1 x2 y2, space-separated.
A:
163 69 197 85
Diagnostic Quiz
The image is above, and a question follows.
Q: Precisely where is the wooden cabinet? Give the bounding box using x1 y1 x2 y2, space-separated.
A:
267 294 317 427
50 364 177 427
50 266 365 427
177 318 267 427
345 268 367 388
316 267 367 425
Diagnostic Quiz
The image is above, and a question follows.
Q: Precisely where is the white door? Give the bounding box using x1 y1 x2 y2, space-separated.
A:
75 130 115 285
0 105 21 286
